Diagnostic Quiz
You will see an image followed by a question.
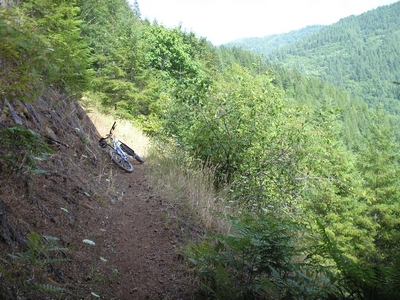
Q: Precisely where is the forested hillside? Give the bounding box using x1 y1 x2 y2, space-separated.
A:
261 2 400 113
1 0 400 299
227 25 325 55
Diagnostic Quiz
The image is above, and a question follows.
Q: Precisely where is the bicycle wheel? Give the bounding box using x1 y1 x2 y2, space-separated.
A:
120 143 145 163
133 154 144 164
109 149 134 173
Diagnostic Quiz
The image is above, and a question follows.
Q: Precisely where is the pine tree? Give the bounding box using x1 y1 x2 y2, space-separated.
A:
0 0 90 100
358 106 400 261
132 0 141 20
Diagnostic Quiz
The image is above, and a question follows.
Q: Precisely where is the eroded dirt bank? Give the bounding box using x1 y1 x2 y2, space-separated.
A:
0 94 200 299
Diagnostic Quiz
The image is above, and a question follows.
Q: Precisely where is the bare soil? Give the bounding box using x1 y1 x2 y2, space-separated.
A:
0 92 203 299
91 164 199 300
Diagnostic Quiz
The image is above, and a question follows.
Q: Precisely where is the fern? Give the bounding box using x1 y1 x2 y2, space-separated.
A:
3 232 70 298
0 125 51 179
186 213 337 299
31 282 65 293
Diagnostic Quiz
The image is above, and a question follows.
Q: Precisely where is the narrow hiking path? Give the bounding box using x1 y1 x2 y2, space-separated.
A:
88 160 201 299
83 111 200 299
0 98 203 299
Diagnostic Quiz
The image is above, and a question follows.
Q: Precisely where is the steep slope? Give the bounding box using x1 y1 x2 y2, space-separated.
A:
228 2 400 112
226 25 325 54
0 93 199 299
265 2 400 109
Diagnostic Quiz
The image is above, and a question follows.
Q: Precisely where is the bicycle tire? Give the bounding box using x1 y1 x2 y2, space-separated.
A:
109 149 134 173
133 154 145 164
120 143 145 163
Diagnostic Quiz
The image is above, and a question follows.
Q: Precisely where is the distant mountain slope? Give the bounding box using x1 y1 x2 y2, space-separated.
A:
265 2 400 111
229 2 400 113
226 25 325 55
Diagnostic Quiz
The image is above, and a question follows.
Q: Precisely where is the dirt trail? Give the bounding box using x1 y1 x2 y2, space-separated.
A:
83 111 199 299
0 97 201 299
98 163 195 299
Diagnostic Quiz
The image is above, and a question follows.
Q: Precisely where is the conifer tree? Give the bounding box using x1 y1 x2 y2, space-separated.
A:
358 106 400 261
0 0 90 100
21 0 91 94
132 0 141 20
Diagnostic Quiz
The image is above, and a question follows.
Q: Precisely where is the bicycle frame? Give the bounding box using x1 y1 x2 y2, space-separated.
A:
99 121 143 172
108 135 130 161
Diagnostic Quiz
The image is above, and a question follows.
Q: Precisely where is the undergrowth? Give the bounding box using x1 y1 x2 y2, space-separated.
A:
146 140 232 234
1 232 69 298
0 124 51 179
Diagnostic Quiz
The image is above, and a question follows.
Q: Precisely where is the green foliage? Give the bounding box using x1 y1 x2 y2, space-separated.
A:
73 2 400 297
227 25 325 55
0 0 91 101
187 214 336 299
3 232 69 297
144 25 201 79
161 55 378 265
268 65 371 150
316 222 400 300
216 45 267 75
0 124 51 178
2 0 399 297
21 0 91 94
139 25 215 126
79 0 158 116
8 232 69 265
357 106 400 262
0 7 43 101
263 2 400 113
295 106 377 262
166 65 289 186
131 0 141 19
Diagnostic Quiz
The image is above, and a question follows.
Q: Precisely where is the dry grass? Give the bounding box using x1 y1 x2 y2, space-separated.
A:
146 144 232 234
79 100 150 202
81 101 150 158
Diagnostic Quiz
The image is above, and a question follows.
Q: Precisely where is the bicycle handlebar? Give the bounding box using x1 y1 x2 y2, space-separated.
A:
110 122 117 134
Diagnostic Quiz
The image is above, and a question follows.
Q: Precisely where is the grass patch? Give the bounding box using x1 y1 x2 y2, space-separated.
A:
146 142 232 234
80 98 150 158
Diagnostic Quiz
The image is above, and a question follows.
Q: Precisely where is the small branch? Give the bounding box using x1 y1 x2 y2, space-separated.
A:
45 136 69 148
7 101 23 125
85 146 97 165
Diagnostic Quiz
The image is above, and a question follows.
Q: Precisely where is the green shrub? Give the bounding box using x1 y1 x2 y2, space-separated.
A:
316 223 400 300
186 213 336 299
0 0 91 101
0 125 51 179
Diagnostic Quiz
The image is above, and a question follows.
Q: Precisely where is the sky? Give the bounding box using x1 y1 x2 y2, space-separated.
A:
132 0 399 45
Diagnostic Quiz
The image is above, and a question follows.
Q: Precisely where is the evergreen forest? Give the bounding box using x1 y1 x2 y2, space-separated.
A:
229 2 400 115
1 0 400 298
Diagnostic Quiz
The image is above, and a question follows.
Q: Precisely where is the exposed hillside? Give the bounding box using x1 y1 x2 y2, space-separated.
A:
0 95 199 299
2 0 400 298
226 25 325 54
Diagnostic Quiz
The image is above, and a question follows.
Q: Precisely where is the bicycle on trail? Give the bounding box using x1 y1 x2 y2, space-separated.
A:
98 122 144 173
